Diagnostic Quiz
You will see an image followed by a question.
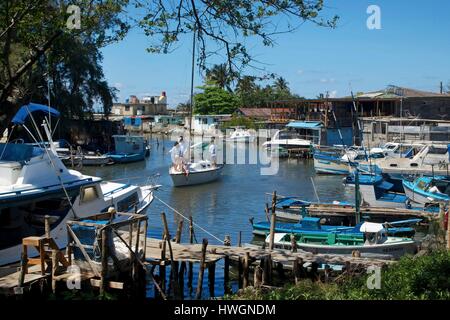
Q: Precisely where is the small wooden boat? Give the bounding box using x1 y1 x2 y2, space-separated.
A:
403 176 450 207
253 217 418 238
265 221 418 259
169 160 224 187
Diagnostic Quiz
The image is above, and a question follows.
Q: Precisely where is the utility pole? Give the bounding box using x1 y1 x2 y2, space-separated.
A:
440 81 443 94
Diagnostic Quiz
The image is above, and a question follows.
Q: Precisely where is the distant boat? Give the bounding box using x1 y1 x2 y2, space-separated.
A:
265 221 418 259
403 176 450 207
107 135 147 163
81 153 114 166
262 130 312 151
225 127 256 143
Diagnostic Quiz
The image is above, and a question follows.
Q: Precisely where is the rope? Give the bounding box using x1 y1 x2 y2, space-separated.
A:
153 194 223 243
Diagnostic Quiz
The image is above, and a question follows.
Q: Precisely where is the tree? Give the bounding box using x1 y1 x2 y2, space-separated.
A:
205 63 237 92
0 0 129 129
138 0 338 72
194 82 239 114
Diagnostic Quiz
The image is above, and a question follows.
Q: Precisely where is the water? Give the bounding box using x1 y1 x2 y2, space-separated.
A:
80 135 355 298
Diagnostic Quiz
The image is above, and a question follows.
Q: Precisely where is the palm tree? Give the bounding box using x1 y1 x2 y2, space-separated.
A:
273 76 290 93
205 63 236 92
236 76 257 94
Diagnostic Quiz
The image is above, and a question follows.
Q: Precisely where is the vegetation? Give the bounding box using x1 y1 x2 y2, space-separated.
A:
222 115 259 130
193 82 239 115
230 250 450 300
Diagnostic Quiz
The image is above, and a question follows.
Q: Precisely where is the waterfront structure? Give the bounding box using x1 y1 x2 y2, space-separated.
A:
111 93 169 117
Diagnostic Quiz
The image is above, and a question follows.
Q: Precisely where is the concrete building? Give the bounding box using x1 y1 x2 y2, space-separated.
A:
111 92 169 117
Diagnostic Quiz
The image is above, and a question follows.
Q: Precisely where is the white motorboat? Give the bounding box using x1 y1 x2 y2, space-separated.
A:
262 130 312 150
225 127 256 143
0 104 156 265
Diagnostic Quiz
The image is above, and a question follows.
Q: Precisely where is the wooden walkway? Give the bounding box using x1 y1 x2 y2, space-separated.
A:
144 238 392 268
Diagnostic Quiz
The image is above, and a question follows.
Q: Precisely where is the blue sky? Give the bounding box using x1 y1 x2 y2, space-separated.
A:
101 0 450 108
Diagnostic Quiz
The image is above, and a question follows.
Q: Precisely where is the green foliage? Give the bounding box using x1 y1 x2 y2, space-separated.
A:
230 250 450 300
222 115 258 129
194 82 239 115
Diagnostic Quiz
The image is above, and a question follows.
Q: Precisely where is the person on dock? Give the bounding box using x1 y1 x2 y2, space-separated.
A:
209 137 217 167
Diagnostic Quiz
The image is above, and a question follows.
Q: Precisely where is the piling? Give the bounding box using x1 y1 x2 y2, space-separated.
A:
51 249 58 293
208 262 216 298
161 212 180 298
100 229 108 295
262 254 272 285
254 265 263 288
179 262 186 299
269 191 277 250
237 257 243 289
290 234 297 252
188 216 194 292
195 238 208 299
237 231 242 247
242 252 250 288
45 215 51 239
175 220 184 244
223 255 230 294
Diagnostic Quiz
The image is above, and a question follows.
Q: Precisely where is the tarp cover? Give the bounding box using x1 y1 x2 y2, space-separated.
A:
12 103 60 125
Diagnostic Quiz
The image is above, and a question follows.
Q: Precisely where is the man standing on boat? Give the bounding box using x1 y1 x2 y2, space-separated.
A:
209 137 217 168
170 141 182 171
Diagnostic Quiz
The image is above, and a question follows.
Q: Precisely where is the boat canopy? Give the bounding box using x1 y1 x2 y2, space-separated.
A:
359 222 385 233
0 143 36 162
12 103 60 125
286 121 322 130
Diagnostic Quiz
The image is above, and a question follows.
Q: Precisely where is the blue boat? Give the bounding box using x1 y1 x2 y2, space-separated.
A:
107 135 147 163
403 176 450 207
252 217 419 238
344 173 408 208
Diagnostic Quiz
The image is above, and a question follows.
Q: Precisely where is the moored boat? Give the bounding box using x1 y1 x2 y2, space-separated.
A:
403 176 450 207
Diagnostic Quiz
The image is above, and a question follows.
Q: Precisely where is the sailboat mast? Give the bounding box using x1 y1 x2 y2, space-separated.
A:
189 26 196 157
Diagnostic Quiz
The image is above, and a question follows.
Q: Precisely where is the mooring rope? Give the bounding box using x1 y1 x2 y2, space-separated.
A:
153 194 223 243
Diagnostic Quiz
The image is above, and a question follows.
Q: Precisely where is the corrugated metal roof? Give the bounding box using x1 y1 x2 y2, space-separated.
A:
286 121 322 129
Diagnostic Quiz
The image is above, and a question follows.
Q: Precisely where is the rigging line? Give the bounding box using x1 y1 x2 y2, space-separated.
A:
153 194 223 243
28 117 79 219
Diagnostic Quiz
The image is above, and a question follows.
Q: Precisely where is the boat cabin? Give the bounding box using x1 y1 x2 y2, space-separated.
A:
112 135 146 155
359 222 388 245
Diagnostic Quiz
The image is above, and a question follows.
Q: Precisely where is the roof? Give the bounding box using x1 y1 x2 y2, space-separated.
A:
286 121 322 129
353 86 450 99
238 108 295 118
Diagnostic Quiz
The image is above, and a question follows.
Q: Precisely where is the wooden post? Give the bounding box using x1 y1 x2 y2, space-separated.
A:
100 228 108 296
276 262 285 279
223 255 230 294
447 208 450 251
269 212 276 250
223 235 231 246
188 216 194 292
175 220 184 244
290 234 297 252
439 202 445 230
237 231 242 247
243 252 250 288
179 261 186 300
18 245 28 288
237 256 243 289
262 254 272 285
161 212 179 298
51 249 58 294
293 257 304 284
208 262 216 298
160 245 166 294
195 238 208 299
254 265 263 288
265 203 270 222
44 215 51 239
66 226 73 265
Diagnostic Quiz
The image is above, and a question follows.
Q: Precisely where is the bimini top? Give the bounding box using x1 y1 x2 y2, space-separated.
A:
12 103 60 125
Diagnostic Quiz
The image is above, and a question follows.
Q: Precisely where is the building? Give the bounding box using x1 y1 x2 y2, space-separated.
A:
111 92 169 117
264 86 450 146
186 114 232 135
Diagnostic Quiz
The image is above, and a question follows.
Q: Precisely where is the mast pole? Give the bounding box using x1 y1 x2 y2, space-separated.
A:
188 25 196 160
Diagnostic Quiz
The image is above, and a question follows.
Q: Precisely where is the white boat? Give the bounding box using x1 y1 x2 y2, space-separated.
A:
370 142 423 159
170 160 224 187
266 222 418 259
0 104 156 265
262 130 312 151
403 176 450 208
225 127 256 143
377 144 450 176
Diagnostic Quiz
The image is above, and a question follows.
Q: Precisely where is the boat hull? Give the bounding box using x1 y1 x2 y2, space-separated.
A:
313 157 350 174
81 156 114 166
107 153 145 163
170 165 224 187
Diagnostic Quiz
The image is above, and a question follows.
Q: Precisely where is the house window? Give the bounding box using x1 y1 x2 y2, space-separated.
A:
80 186 99 203
125 105 130 111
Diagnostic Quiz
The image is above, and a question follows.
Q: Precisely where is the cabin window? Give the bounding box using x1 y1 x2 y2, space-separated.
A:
81 186 99 203
117 192 139 212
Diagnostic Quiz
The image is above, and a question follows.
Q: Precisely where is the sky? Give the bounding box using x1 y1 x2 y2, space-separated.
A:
100 0 450 108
